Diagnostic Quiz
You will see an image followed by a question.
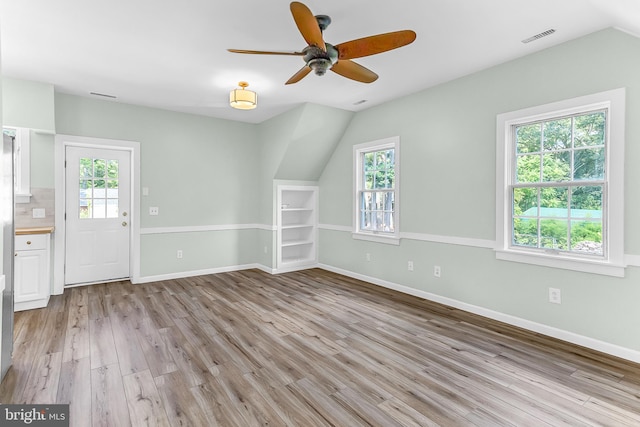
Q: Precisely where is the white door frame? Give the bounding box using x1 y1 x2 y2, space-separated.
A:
54 134 141 294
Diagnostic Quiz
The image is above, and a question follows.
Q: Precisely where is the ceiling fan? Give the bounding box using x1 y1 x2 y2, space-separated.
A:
228 2 417 85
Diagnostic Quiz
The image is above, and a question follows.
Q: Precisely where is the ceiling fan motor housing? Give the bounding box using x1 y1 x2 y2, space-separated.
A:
304 43 338 76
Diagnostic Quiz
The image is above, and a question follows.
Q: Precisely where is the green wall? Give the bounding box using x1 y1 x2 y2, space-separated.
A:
4 28 639 357
54 94 261 276
2 77 55 132
318 28 640 353
2 78 56 188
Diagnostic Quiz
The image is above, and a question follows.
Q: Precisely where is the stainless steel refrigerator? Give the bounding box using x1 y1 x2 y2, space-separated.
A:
1 133 14 381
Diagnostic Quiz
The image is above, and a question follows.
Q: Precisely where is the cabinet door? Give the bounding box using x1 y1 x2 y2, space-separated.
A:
14 249 47 303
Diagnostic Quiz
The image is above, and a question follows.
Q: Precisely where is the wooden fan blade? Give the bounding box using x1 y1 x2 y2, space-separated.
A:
227 49 305 56
290 2 326 51
336 30 416 60
285 66 312 85
331 60 378 83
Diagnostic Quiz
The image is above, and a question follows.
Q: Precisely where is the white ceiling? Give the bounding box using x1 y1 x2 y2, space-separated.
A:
1 0 639 124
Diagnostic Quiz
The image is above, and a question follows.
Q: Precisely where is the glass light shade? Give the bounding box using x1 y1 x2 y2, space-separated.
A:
229 85 257 110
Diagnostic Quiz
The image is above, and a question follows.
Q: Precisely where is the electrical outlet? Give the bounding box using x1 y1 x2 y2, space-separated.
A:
434 265 441 278
32 208 46 218
177 250 183 259
149 206 159 215
264 246 268 254
408 261 414 271
366 253 371 262
549 287 561 304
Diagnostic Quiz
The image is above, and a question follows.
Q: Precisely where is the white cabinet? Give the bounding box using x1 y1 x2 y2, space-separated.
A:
14 233 51 311
277 186 318 271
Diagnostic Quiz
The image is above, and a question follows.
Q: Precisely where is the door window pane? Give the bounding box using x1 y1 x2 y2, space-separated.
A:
79 199 91 219
93 199 106 219
107 160 119 178
94 159 106 178
80 158 93 178
107 199 119 218
78 157 120 219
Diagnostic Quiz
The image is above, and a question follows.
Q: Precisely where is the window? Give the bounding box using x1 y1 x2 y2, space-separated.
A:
353 136 400 244
79 157 120 219
496 89 625 276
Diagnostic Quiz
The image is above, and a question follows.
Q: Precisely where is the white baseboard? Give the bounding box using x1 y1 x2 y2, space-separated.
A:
272 263 320 275
135 262 324 283
318 263 640 364
134 263 273 284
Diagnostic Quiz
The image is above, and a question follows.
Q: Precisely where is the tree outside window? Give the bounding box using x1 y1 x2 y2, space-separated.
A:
353 137 400 244
512 110 606 256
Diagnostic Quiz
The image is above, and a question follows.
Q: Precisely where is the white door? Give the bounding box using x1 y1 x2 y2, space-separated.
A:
65 146 131 285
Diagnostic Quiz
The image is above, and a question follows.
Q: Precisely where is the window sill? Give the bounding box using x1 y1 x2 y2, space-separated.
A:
352 232 400 245
15 193 32 204
495 248 625 277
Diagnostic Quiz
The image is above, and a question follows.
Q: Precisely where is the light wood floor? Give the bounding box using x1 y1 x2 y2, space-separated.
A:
1 268 639 426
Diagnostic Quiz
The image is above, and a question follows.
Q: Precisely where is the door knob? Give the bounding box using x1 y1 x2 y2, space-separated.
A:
122 221 128 227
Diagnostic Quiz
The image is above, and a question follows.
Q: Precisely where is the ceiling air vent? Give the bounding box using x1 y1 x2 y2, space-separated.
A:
521 29 556 44
90 92 117 99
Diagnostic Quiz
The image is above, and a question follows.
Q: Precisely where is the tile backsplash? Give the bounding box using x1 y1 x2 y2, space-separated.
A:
15 187 55 228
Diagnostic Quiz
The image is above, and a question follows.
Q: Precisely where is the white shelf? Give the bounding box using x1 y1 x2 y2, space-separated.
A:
282 239 314 247
282 224 314 230
277 185 318 270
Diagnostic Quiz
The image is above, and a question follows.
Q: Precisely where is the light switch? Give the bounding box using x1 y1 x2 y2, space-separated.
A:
32 208 46 218
142 187 149 196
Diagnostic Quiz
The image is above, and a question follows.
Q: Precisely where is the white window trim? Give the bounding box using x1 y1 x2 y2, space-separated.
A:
353 136 400 245
4 127 31 203
496 88 625 277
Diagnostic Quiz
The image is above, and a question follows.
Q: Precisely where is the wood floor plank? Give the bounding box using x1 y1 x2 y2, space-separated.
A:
89 316 118 369
287 377 369 427
378 397 443 427
242 369 332 427
158 326 211 387
20 352 63 404
122 369 171 427
211 361 288 426
57 357 92 427
154 371 211 427
2 268 639 427
134 317 177 377
91 364 131 427
63 314 89 358
109 311 149 376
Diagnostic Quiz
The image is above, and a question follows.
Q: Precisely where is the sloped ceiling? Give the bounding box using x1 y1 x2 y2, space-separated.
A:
274 104 354 181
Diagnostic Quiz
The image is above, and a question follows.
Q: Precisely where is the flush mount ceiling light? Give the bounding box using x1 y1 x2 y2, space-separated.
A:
229 81 257 110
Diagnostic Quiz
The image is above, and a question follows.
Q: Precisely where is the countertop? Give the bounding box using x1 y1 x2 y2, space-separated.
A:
15 226 55 235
